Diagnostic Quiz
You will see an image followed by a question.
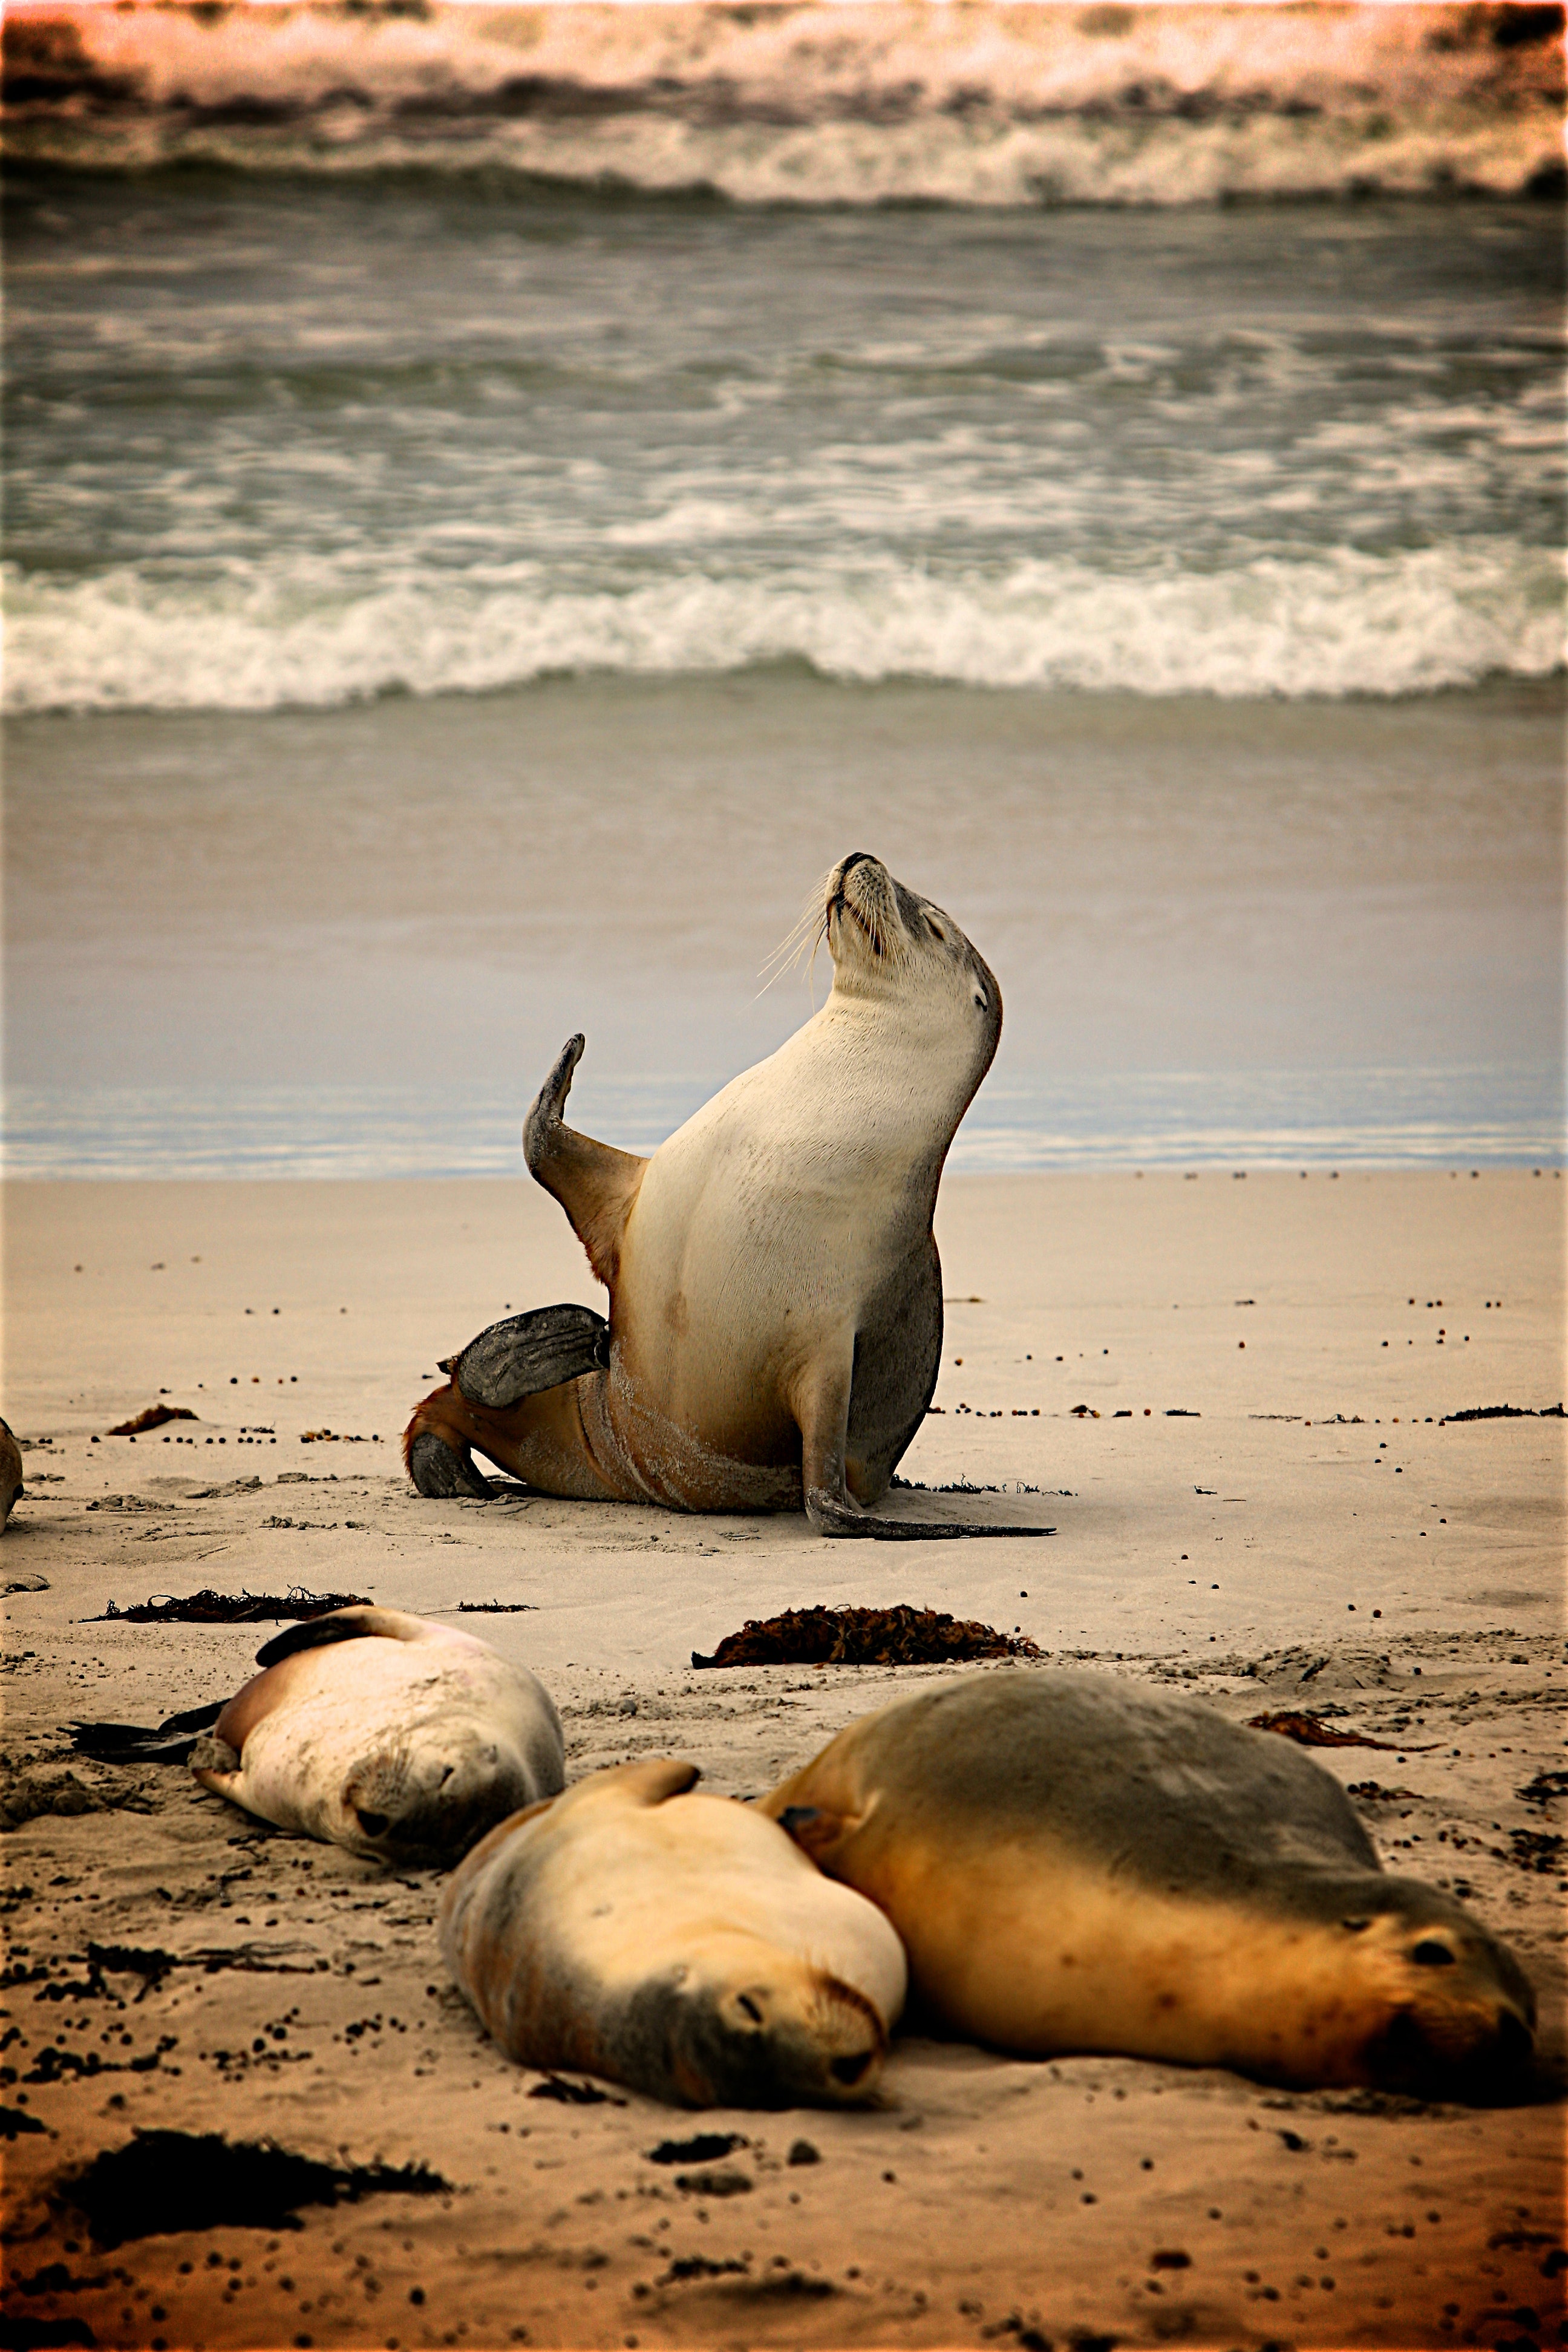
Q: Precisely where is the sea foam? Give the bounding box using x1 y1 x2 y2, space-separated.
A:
4 541 1561 712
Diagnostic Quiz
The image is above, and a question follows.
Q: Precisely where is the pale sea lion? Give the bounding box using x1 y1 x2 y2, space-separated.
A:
0 1418 24 1532
188 1606 564 1864
405 852 1047 1539
761 1671 1536 2094
440 1757 907 2108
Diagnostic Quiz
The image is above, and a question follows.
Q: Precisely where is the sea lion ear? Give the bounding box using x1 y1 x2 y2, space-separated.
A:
254 1606 425 1668
777 1804 857 1860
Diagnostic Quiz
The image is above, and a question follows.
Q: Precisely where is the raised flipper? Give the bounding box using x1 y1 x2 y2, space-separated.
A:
408 1428 495 1502
523 1035 647 1289
253 1604 433 1668
443 1303 609 1411
70 1699 224 1765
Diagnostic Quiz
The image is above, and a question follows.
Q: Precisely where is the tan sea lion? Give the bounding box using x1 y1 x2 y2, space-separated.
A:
0 1419 24 1532
440 1757 907 2108
188 1606 564 1864
405 852 1047 1539
760 1671 1536 2094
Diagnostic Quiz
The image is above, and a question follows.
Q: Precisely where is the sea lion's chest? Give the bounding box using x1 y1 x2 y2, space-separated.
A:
618 1049 935 1363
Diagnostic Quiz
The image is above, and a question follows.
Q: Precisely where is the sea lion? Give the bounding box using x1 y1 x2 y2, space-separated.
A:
405 852 1047 1539
0 1419 24 1532
440 1756 907 2108
187 1606 564 1865
760 1671 1536 2095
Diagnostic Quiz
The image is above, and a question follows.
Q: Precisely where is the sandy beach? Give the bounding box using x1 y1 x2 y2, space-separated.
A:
1 1168 1563 2350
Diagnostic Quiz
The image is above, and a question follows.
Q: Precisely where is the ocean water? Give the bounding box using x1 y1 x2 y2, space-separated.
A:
5 179 1562 714
2 49 1564 1175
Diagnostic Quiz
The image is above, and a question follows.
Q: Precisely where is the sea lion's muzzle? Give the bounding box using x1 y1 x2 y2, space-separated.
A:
1365 1995 1535 2097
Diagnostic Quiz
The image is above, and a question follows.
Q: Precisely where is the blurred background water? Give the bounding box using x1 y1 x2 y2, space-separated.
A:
2 7 1563 1177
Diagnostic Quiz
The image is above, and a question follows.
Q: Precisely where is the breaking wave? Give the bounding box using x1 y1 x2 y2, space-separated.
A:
5 542 1561 712
4 0 1563 206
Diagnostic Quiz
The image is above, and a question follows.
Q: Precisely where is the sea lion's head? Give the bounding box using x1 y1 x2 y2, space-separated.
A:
622 1941 891 2109
1319 1876 1537 2096
822 849 1001 1060
339 1729 532 1866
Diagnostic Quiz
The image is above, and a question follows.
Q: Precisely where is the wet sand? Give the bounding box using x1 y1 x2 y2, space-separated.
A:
1 1169 1564 2349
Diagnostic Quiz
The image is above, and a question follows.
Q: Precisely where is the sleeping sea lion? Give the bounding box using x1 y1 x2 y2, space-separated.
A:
0 1419 24 1532
440 1757 907 2108
760 1671 1536 2095
405 852 1047 1539
188 1606 564 1864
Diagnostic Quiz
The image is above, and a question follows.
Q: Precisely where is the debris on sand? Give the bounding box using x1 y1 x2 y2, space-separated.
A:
107 1405 198 1436
0 1768 154 1831
1248 1712 1400 1749
64 2131 449 2247
527 2074 622 2106
1441 1402 1565 1422
645 2133 745 2166
455 1599 538 1613
1508 1828 1565 1875
692 1603 1042 1670
88 1586 370 1625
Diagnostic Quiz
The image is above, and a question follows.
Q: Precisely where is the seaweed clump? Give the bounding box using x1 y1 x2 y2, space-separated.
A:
692 1603 1040 1670
92 1587 369 1625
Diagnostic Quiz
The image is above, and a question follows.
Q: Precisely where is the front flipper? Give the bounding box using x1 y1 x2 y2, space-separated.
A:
253 1604 433 1669
799 1333 1055 1541
813 1497 1056 1540
523 1035 647 1289
443 1303 609 1410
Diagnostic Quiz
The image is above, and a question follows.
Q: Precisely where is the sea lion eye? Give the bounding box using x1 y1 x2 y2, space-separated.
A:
972 989 987 1010
737 1994 765 2025
355 1809 390 1838
1411 1940 1455 1967
1341 1918 1370 1933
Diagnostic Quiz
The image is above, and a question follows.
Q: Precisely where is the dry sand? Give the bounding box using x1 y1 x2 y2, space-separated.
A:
1 1169 1564 2351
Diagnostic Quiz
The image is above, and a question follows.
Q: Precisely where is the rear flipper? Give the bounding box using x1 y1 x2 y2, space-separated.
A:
407 1302 610 1501
408 1428 495 1501
442 1304 609 1410
70 1699 225 1765
810 1495 1056 1541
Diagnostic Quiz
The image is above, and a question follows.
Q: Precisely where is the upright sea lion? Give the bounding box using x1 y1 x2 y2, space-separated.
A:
405 852 1046 1539
0 1419 24 1532
186 1607 564 1864
760 1672 1536 2094
440 1757 907 2108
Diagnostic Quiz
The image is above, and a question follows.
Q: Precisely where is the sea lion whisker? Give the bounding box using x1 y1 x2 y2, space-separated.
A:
757 875 834 990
